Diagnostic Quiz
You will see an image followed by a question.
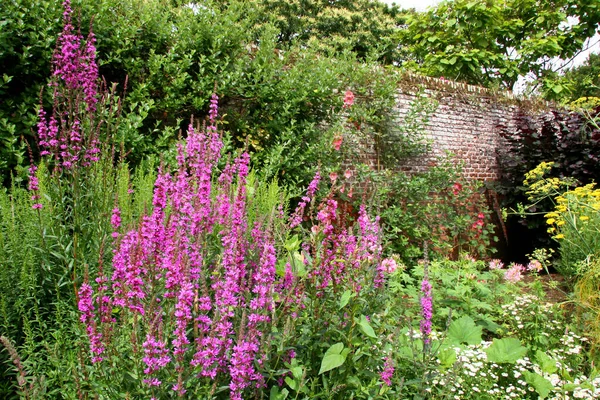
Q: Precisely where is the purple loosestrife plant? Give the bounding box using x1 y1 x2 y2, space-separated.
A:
32 0 100 178
81 95 291 398
419 275 433 347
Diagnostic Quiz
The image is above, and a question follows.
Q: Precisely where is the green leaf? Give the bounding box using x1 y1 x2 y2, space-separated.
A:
284 235 300 251
339 290 353 309
358 315 377 339
292 252 307 277
447 316 482 345
270 386 289 400
284 377 297 391
319 343 347 374
523 371 553 399
438 347 457 368
485 338 528 364
535 350 557 374
291 366 303 380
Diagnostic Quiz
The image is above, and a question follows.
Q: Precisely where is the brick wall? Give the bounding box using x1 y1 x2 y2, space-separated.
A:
386 75 549 181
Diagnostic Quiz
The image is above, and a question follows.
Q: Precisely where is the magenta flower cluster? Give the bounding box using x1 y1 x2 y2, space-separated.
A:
380 356 394 386
419 277 433 345
34 0 100 177
294 185 385 296
79 95 288 399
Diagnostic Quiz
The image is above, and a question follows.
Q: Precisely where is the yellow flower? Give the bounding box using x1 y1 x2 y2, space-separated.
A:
580 216 589 221
546 218 556 225
554 234 565 240
556 220 565 226
547 227 556 233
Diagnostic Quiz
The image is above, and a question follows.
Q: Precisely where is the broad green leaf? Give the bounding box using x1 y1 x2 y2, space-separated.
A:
535 350 557 374
292 252 307 277
358 315 377 339
284 235 300 251
447 316 482 345
523 371 553 399
485 338 528 364
319 343 347 374
339 290 352 309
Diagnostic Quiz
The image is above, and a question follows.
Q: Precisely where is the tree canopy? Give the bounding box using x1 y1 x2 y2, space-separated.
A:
550 52 600 103
399 0 600 91
253 0 406 62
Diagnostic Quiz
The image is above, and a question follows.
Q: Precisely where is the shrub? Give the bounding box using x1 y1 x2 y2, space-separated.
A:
496 106 600 257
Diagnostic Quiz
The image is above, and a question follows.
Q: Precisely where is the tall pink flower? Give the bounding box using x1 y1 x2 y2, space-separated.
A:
420 278 433 345
380 356 394 386
78 283 104 363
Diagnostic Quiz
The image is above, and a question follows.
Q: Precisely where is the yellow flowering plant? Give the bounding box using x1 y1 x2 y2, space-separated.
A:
544 184 600 276
522 162 600 277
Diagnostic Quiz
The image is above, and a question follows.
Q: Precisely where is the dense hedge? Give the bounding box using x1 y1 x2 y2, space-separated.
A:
0 0 400 189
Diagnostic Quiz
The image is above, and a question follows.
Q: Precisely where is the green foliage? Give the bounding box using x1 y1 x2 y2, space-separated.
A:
575 256 600 355
0 0 401 193
366 162 495 262
0 0 63 183
546 53 600 103
318 343 348 375
447 315 483 345
399 0 600 91
251 0 405 63
485 338 528 363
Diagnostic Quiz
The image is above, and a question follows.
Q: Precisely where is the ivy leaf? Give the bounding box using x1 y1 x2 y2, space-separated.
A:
358 315 377 339
485 338 528 364
319 343 347 374
447 316 482 345
523 371 553 399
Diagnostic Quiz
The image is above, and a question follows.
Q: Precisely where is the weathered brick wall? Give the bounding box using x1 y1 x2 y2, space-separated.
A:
386 75 548 181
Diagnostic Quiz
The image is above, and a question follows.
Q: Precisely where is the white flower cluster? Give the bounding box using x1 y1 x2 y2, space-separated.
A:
430 342 532 399
426 330 596 399
547 375 600 399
